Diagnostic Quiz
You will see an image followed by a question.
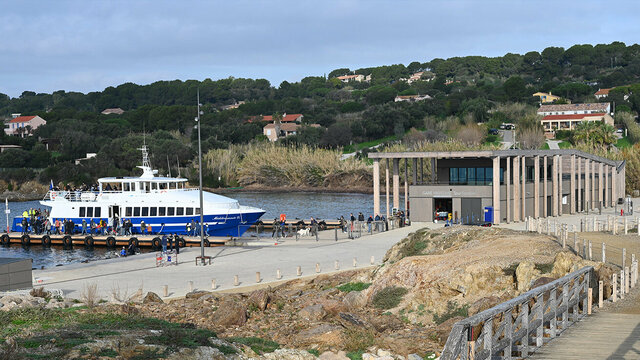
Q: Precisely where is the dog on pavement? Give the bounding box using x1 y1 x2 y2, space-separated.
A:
297 228 311 237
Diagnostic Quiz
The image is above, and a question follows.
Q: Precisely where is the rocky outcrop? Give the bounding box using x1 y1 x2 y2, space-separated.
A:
299 304 326 321
143 292 163 304
211 300 247 326
515 261 541 292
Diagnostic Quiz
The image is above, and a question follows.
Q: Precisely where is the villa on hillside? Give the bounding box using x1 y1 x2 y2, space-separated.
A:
4 115 47 137
101 108 125 115
532 92 562 104
335 74 371 83
394 94 432 103
537 103 613 132
263 122 321 142
594 88 612 99
247 113 303 123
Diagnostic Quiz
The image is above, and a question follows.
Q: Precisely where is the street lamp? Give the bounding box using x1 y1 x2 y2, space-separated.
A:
195 89 208 265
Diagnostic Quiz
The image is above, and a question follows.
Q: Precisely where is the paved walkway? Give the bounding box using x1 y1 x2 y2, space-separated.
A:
33 223 426 299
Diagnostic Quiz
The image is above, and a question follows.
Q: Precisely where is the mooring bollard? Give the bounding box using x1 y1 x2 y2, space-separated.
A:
334 228 338 241
613 273 618 302
370 255 375 265
296 266 302 276
211 279 216 290
234 275 239 286
598 280 603 308
163 285 168 297
276 269 282 279
188 281 194 292
353 257 357 267
315 263 320 273
334 260 339 270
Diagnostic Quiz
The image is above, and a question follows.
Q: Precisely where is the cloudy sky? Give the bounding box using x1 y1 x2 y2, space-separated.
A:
1 0 639 98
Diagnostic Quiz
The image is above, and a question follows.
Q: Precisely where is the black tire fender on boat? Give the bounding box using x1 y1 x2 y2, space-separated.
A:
21 234 30 246
84 236 94 247
255 220 264 227
152 237 161 250
62 235 72 247
178 238 186 248
1 234 10 246
128 237 139 248
41 235 51 246
319 221 327 230
203 238 210 247
106 236 116 248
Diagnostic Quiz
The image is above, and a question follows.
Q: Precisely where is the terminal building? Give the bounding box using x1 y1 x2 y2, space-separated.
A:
368 150 626 224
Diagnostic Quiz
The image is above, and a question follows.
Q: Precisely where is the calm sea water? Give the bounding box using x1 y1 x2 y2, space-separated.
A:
0 192 403 268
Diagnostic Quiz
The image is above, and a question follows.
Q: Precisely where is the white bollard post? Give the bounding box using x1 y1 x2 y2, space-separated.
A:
370 255 375 265
256 272 261 283
234 275 239 286
613 273 618 302
625 267 630 294
598 280 603 308
621 270 625 298
588 241 592 260
276 269 282 279
163 285 168 297
353 257 357 267
296 266 302 276
315 263 320 273
602 243 606 263
188 280 194 292
623 248 627 269
624 217 628 234
211 279 216 290
334 260 339 270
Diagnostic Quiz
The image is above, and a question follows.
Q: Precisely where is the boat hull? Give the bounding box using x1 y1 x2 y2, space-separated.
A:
11 211 265 237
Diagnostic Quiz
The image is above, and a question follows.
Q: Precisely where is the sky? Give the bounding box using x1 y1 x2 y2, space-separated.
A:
1 0 639 98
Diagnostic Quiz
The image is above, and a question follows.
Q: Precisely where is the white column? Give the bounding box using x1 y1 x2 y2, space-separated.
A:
373 159 380 216
585 158 590 211
493 156 501 225
393 158 400 211
506 157 511 223
558 155 563 215
604 163 609 208
577 157 582 212
591 160 596 211
543 156 548 217
521 156 526 218
599 162 604 210
534 155 540 218
514 156 520 222
570 155 576 214
385 159 390 219
611 164 616 207
552 154 558 217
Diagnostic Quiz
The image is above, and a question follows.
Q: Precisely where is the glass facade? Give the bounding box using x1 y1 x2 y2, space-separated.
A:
449 167 503 185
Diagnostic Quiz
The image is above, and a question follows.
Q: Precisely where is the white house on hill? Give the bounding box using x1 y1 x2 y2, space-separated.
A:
4 115 47 137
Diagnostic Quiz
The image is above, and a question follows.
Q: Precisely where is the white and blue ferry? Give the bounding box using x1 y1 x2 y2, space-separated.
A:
11 147 265 237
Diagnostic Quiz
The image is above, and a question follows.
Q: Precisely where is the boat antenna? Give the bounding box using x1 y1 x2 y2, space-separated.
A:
176 155 181 178
167 155 172 177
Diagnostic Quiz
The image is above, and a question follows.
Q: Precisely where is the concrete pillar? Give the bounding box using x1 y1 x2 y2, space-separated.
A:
385 159 390 219
604 164 609 208
543 156 548 217
591 160 596 211
404 159 408 211
412 158 417 185
585 159 590 211
493 156 501 225
558 155 563 215
577 157 582 212
393 158 400 211
506 156 511 223
534 156 540 218
431 158 436 183
514 156 520 222
599 162 604 210
521 156 526 218
570 155 576 214
622 165 626 198
552 155 559 217
611 164 616 207
373 159 380 217
420 158 424 183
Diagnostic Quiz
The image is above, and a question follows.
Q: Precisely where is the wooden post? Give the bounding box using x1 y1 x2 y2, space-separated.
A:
602 243 606 263
211 279 216 290
188 280 194 292
162 285 168 297
276 269 282 279
621 269 625 298
296 266 302 276
598 281 603 308
256 272 261 283
588 241 592 260
370 256 375 265
583 239 587 258
315 263 320 273
353 257 357 267
625 217 628 234
588 288 592 315
625 267 630 294
574 234 578 255
623 248 626 269
613 273 617 302
234 275 239 286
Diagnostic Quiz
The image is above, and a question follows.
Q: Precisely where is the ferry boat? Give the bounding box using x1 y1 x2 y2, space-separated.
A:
11 146 265 237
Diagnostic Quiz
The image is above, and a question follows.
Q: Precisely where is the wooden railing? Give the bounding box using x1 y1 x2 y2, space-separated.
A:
440 266 592 360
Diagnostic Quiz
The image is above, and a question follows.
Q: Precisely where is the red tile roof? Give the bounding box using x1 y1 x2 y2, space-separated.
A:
542 113 606 120
594 88 612 96
8 116 36 123
256 114 303 122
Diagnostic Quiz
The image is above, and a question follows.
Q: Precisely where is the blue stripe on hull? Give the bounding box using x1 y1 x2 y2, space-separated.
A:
11 211 265 237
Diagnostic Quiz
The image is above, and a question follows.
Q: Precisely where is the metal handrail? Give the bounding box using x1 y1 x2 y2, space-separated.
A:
440 266 593 360
43 187 201 201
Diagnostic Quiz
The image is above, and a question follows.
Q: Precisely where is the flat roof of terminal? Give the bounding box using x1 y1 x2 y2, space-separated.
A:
368 149 623 168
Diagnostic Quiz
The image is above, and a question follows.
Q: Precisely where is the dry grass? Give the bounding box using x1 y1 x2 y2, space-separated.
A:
80 283 99 308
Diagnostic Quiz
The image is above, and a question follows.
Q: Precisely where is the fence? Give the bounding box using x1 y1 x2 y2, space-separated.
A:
250 220 392 242
440 266 592 360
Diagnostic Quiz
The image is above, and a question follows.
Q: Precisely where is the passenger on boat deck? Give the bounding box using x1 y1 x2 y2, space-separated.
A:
105 184 112 191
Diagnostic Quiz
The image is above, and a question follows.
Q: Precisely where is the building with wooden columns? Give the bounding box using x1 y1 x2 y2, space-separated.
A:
368 150 626 224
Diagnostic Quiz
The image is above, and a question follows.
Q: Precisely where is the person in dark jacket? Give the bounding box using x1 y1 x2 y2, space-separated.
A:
161 234 168 253
174 234 180 254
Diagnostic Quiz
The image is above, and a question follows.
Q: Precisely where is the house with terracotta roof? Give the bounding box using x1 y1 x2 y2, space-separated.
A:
248 113 304 123
532 92 562 104
101 108 125 115
537 103 611 116
263 122 321 142
335 74 371 83
537 102 613 133
594 88 612 99
4 115 46 137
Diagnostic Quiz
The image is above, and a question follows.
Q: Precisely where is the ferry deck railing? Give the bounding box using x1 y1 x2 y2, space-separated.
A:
43 188 201 201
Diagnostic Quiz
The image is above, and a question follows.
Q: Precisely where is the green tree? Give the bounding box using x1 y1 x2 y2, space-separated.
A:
503 76 528 102
572 122 616 147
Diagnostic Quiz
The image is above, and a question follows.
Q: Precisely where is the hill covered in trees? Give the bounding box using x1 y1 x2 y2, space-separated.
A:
1 41 640 189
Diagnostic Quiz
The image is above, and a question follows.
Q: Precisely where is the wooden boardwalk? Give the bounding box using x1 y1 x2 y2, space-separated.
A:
529 313 640 359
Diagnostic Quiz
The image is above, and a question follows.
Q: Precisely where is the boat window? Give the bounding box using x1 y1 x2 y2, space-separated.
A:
142 207 149 216
134 207 140 217
125 207 132 217
87 207 94 217
167 207 175 216
195 207 201 215
123 183 130 192
176 207 184 216
95 207 101 218
151 183 156 190
145 182 151 192
79 207 85 217
158 207 166 216
159 183 167 190
186 208 193 216
150 207 157 216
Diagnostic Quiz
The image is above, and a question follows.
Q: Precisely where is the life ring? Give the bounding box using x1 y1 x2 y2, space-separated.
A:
50 191 57 200
41 235 51 246
20 234 30 246
152 237 161 250
106 236 116 248
178 238 186 248
204 238 210 247
1 234 10 246
62 235 72 247
128 238 139 248
84 236 94 247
